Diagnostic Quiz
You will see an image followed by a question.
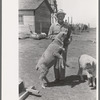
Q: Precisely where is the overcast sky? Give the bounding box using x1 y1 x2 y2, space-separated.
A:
57 0 98 27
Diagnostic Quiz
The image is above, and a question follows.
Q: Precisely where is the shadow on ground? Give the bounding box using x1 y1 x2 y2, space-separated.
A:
47 75 87 88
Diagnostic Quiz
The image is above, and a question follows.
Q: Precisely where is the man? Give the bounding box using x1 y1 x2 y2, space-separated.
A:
48 9 72 82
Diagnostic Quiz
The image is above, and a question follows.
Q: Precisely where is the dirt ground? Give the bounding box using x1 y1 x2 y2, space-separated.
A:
19 29 96 100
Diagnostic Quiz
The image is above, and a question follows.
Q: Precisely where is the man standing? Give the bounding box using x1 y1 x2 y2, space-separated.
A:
48 9 72 82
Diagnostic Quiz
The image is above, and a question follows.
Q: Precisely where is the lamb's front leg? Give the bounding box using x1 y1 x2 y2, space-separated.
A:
86 71 93 87
53 52 63 59
59 47 70 68
62 59 70 68
59 47 65 53
53 51 69 68
39 75 46 89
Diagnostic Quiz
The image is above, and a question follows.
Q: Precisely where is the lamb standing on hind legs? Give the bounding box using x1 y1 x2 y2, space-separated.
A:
36 32 69 89
78 54 96 89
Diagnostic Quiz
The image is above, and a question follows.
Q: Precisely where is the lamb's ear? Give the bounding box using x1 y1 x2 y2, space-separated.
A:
92 62 96 69
65 28 68 33
85 63 91 70
62 32 67 36
62 32 65 36
92 62 95 66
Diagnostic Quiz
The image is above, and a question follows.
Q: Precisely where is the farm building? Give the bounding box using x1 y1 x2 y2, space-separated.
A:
19 0 57 35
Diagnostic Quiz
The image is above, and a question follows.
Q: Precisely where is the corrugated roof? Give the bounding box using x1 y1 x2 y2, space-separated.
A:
19 0 44 10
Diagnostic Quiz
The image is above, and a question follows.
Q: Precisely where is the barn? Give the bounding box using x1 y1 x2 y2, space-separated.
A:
19 0 55 35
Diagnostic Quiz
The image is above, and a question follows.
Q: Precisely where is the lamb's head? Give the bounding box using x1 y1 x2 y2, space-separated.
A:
55 30 68 42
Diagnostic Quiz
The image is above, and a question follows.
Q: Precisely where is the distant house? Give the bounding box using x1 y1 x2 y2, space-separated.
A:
19 0 55 34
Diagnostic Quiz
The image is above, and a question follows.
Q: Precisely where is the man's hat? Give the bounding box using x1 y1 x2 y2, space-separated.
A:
56 9 66 16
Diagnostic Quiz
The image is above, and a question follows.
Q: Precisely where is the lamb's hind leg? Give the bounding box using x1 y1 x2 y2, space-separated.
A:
39 75 46 89
92 76 96 89
39 65 48 89
44 76 49 83
86 71 93 87
43 76 49 87
78 58 84 82
78 67 84 82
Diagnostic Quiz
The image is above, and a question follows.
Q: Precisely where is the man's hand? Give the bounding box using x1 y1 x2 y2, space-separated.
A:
48 35 56 40
49 35 53 39
67 36 72 44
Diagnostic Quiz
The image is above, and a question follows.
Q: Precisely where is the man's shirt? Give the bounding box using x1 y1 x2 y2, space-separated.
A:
48 21 72 46
48 22 68 36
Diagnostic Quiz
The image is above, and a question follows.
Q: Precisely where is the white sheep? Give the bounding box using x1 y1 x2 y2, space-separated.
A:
78 54 96 89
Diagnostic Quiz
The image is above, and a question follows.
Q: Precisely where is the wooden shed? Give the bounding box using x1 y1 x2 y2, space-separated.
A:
19 0 54 34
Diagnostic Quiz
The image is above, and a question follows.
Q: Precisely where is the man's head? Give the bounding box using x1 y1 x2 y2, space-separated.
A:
56 9 66 23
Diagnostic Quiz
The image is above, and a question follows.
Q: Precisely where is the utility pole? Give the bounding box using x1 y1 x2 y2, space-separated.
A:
68 17 69 24
71 17 73 24
54 0 58 13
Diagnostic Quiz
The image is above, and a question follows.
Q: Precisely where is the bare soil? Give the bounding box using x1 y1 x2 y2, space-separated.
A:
19 29 96 100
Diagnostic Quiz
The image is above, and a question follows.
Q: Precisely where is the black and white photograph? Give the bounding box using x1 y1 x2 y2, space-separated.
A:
18 0 98 100
2 0 98 100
